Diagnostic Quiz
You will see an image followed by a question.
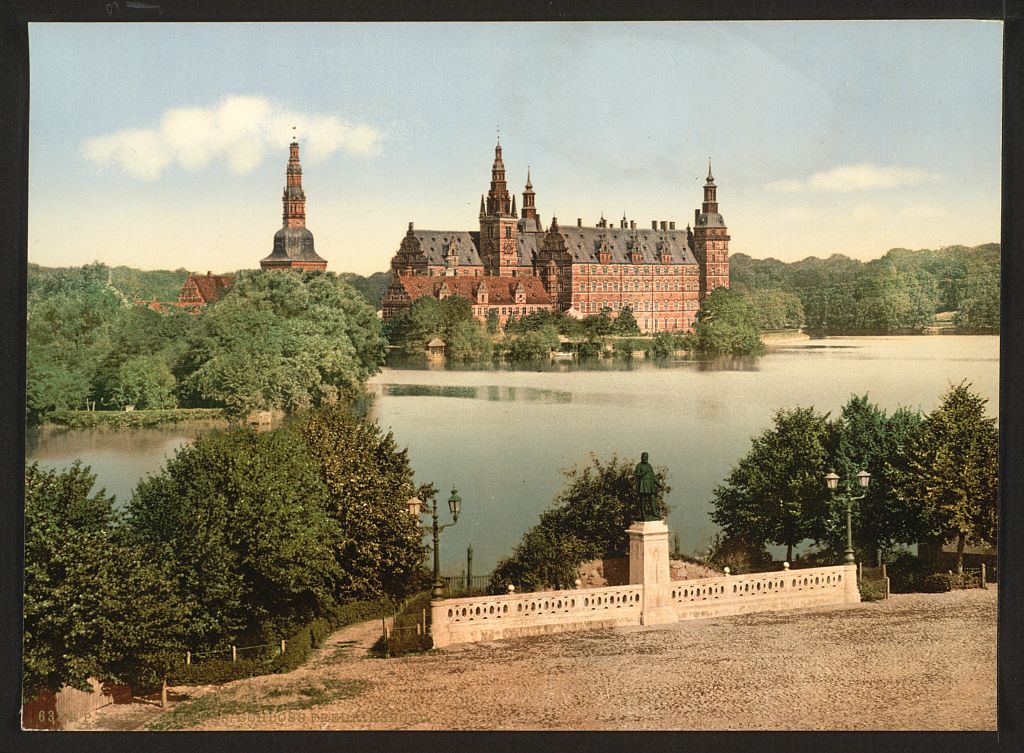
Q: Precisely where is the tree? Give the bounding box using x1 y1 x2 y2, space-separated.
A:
446 319 493 362
289 404 426 600
105 355 178 410
613 305 640 335
506 325 560 360
485 308 500 334
743 289 805 330
127 427 344 647
183 270 386 418
824 395 924 558
489 454 670 592
690 287 765 356
709 407 832 562
887 382 998 571
23 463 185 699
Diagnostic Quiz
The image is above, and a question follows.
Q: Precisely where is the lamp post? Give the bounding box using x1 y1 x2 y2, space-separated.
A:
407 486 462 599
825 469 870 564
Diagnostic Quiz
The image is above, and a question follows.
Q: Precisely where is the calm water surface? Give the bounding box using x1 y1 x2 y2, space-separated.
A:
26 337 999 572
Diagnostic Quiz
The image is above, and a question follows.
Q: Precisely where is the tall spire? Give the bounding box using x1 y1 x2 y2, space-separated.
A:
485 140 512 215
283 138 306 228
521 167 538 222
702 159 719 214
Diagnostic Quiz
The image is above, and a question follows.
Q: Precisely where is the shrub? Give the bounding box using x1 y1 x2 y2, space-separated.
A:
858 579 887 601
920 573 955 593
167 598 393 685
379 592 433 657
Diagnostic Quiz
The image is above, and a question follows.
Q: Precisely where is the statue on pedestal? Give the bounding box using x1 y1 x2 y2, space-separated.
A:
634 451 662 521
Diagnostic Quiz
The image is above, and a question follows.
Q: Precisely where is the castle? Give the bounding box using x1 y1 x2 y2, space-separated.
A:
381 140 730 333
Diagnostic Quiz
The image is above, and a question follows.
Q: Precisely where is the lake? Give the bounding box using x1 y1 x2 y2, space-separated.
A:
26 336 999 573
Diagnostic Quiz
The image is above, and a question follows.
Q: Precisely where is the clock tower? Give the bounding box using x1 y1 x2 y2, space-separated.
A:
479 140 520 276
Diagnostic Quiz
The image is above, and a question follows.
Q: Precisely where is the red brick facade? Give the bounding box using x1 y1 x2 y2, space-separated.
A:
382 141 729 333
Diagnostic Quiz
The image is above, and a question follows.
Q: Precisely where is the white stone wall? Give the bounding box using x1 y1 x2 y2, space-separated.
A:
430 563 859 648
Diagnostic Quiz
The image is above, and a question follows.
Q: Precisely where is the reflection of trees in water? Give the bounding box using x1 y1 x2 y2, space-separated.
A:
25 425 204 459
693 356 760 372
382 383 573 404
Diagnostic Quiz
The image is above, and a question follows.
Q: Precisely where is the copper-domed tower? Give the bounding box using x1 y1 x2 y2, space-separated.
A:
260 139 328 271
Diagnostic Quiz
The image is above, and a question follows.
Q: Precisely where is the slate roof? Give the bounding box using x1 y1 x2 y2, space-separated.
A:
262 226 328 264
396 275 553 306
554 226 699 265
408 226 698 267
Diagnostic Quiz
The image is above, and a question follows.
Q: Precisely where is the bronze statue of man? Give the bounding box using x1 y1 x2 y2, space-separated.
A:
634 451 662 521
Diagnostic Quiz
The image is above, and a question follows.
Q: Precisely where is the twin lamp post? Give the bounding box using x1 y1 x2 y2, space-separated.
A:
401 469 868 603
825 469 871 565
406 487 462 599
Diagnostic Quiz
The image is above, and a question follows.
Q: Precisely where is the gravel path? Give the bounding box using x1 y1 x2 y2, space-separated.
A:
77 588 997 731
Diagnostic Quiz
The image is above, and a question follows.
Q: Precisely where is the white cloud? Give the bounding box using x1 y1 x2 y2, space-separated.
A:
82 95 383 180
765 164 940 194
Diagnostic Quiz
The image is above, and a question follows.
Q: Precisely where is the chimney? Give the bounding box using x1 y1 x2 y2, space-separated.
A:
630 220 636 230
660 221 667 230
408 221 414 231
206 271 212 276
652 221 657 229
669 221 676 230
577 218 582 227
695 209 700 224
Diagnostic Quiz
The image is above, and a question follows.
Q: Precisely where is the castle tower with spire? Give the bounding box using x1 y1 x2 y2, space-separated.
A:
479 140 521 276
260 139 328 271
382 135 728 334
691 160 730 299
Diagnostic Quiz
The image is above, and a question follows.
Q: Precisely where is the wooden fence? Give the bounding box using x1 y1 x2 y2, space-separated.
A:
22 677 128 730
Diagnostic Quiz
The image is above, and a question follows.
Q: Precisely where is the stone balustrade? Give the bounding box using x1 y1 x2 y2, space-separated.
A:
429 564 858 648
431 584 643 648
666 564 857 621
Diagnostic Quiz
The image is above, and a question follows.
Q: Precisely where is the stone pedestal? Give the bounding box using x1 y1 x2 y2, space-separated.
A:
627 520 678 625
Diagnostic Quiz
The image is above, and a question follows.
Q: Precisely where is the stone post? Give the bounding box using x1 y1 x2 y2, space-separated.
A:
843 563 861 603
627 520 678 625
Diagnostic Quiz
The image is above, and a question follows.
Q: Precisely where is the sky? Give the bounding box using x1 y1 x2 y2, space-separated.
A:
28 21 1002 276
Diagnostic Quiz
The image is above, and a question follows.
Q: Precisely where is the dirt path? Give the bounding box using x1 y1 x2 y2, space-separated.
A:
61 615 392 732
65 588 997 731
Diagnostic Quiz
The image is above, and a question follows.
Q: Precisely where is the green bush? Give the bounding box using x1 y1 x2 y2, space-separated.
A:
858 579 887 601
380 591 433 657
920 573 955 593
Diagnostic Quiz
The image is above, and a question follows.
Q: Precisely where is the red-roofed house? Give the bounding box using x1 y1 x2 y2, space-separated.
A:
178 271 235 307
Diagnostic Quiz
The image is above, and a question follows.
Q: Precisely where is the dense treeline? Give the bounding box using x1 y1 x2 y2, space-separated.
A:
709 383 997 571
23 405 427 700
26 264 386 422
385 286 765 360
729 244 1000 333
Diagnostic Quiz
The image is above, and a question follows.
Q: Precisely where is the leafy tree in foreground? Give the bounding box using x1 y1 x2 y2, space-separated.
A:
690 287 765 356
24 463 185 699
709 407 832 562
887 382 998 571
490 454 670 592
127 427 343 647
290 404 426 600
823 395 924 558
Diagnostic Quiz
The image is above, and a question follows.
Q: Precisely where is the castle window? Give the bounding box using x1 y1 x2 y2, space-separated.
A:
506 226 511 239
